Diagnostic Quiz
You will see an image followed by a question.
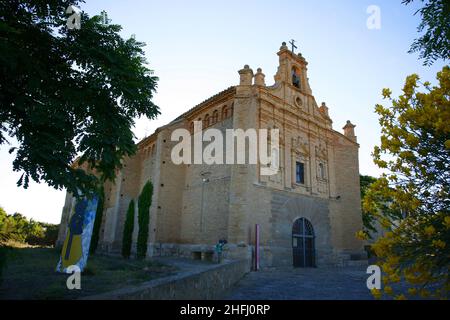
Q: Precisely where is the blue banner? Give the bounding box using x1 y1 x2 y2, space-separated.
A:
56 196 98 273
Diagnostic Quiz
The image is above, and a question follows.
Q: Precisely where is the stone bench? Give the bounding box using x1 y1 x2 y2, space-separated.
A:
192 250 215 262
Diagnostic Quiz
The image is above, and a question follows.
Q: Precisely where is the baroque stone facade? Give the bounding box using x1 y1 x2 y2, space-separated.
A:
57 43 365 267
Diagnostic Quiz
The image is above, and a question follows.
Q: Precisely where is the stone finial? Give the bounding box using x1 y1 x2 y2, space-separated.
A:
238 65 254 86
343 120 357 141
297 52 306 62
319 102 329 117
254 68 266 86
280 41 288 51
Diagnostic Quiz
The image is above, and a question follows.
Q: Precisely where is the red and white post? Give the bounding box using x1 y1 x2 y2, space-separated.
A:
255 224 260 271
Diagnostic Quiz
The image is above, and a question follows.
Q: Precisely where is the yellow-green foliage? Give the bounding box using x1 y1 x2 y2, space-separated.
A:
363 66 450 299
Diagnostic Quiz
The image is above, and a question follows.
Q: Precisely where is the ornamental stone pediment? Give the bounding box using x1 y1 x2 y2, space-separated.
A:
292 136 309 156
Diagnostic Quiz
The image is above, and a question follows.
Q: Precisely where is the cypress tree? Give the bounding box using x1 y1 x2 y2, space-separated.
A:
137 181 153 259
122 199 135 259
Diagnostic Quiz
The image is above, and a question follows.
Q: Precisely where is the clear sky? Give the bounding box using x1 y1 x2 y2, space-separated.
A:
0 0 447 223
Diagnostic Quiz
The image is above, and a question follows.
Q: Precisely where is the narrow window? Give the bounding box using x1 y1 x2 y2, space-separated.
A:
292 67 300 89
222 105 228 119
296 162 305 184
212 110 218 124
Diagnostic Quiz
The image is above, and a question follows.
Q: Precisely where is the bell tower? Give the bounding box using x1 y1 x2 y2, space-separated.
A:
274 41 312 95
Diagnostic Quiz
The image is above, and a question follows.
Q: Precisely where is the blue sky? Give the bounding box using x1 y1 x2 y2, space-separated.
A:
0 0 447 223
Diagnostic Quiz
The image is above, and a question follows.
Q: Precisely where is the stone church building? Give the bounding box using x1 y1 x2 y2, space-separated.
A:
57 43 365 268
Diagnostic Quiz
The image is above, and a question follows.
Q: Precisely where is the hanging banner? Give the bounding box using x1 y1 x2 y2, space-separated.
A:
56 195 98 273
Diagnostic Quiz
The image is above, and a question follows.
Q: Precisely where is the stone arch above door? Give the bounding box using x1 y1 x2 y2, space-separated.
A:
269 192 334 266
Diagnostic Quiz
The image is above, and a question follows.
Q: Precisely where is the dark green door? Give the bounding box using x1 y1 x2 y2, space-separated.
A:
292 218 315 268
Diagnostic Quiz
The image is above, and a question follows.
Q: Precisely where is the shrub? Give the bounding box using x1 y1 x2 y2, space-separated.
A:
137 181 153 259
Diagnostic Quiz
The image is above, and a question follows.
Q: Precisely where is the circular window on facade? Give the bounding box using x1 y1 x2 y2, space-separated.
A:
294 96 303 107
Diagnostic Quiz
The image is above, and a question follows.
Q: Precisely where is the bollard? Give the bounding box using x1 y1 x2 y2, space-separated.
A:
215 239 228 264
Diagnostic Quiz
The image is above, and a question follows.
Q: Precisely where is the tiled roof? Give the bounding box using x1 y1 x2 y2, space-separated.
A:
171 86 236 122
137 86 236 148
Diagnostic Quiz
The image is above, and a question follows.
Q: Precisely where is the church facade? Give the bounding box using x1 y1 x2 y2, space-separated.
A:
57 43 365 267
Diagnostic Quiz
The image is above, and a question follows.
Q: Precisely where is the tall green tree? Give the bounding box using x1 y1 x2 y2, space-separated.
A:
122 199 135 259
137 181 153 259
403 0 450 65
364 66 450 299
0 1 159 197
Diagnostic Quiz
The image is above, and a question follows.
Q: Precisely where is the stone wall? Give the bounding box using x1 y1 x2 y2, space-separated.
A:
180 118 233 244
329 135 364 255
268 190 335 267
82 259 251 300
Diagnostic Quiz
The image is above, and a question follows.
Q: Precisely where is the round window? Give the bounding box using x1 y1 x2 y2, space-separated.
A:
295 96 303 107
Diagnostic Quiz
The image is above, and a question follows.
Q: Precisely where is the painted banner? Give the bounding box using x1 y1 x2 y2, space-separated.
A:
56 196 98 273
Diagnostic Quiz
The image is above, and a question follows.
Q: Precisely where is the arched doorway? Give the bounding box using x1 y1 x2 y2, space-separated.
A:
292 218 315 267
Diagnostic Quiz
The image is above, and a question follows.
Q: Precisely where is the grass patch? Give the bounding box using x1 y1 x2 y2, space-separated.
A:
0 246 177 300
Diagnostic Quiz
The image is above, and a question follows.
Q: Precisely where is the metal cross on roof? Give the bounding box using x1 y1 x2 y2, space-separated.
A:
289 39 297 54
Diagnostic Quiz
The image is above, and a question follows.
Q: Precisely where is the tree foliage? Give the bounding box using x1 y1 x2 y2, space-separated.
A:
357 175 404 240
403 0 450 65
122 199 135 259
0 1 159 197
0 207 59 246
364 66 450 299
137 181 153 259
360 175 378 235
